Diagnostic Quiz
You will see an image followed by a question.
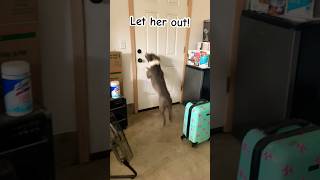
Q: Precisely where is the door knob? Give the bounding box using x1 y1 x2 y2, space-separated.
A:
138 58 143 63
137 49 142 54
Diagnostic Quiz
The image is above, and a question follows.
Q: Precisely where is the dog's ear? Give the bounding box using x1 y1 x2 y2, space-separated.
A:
145 53 152 61
145 53 160 61
153 54 160 60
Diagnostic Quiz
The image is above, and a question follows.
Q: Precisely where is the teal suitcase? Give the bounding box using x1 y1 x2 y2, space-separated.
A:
181 100 210 147
238 119 320 180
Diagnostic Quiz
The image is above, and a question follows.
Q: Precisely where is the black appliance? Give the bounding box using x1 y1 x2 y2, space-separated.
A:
232 10 320 140
182 65 210 104
110 97 128 130
0 110 54 180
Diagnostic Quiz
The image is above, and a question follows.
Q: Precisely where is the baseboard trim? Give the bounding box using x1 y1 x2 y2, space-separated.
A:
127 103 134 115
138 102 180 112
54 132 78 166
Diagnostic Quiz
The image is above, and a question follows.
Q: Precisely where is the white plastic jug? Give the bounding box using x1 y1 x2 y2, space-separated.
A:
110 80 121 98
1 61 33 116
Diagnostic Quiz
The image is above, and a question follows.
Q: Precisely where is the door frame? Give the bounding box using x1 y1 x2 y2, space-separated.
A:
70 0 90 163
180 0 193 103
128 0 139 113
224 0 247 132
129 0 192 112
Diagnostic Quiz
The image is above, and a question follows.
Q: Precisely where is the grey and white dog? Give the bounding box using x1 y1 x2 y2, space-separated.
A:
145 53 172 126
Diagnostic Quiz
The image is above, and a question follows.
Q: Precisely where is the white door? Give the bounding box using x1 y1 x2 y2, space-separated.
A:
134 0 188 110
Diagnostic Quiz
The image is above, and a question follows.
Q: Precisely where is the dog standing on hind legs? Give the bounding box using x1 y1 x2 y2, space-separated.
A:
145 53 173 126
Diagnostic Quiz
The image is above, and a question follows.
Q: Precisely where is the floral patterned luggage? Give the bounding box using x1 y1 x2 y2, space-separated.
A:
181 100 210 147
238 119 320 180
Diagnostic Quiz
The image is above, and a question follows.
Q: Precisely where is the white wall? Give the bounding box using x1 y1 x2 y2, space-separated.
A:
38 0 76 135
188 0 211 49
110 0 134 104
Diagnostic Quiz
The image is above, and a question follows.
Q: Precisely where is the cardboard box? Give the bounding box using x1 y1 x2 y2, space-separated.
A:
110 51 122 73
0 0 38 25
286 0 320 19
0 23 42 112
110 73 123 95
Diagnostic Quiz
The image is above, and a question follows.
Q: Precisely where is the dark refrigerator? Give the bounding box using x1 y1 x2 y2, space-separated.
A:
232 10 320 140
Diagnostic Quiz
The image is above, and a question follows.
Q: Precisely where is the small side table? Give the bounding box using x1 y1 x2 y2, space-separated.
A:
182 65 210 104
110 97 128 130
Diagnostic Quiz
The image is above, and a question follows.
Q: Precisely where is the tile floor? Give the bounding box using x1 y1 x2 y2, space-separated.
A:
56 104 242 180
110 104 210 180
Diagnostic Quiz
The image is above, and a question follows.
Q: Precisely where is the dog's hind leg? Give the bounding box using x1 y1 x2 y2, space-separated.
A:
159 106 166 127
168 105 172 122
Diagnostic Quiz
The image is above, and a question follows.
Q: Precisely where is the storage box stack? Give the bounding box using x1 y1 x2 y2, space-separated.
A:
187 20 211 68
249 0 270 13
249 0 320 19
0 0 42 113
286 0 320 19
187 50 210 68
110 51 123 97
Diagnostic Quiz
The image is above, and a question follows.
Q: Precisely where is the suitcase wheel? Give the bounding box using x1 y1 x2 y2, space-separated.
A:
192 143 198 148
180 135 186 140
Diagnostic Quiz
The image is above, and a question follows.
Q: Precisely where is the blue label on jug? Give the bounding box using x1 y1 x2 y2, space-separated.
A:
2 78 24 96
111 85 120 98
2 77 33 115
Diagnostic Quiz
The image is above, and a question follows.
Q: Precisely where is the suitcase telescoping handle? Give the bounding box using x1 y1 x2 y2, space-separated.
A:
188 99 209 105
262 119 311 135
